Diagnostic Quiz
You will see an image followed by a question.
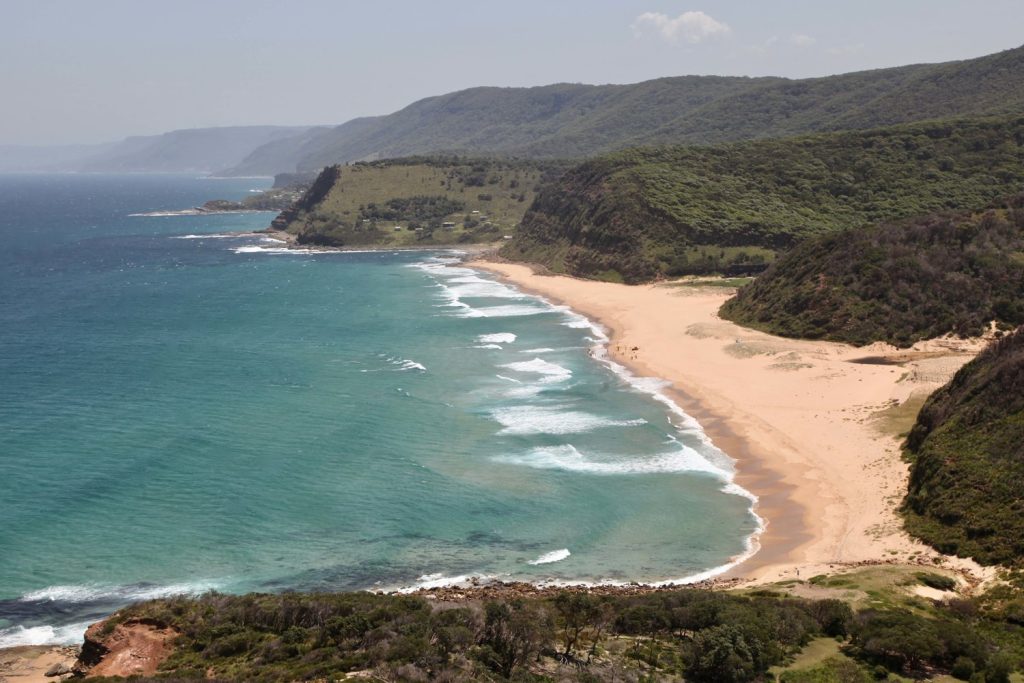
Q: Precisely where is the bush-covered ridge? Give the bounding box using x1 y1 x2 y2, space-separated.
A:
274 157 565 248
902 326 1024 565
718 196 1024 347
503 116 1024 283
220 45 1024 174
77 574 1024 682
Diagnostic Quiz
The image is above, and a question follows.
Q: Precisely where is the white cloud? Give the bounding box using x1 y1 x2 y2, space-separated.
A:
790 33 816 47
747 35 778 55
632 11 732 44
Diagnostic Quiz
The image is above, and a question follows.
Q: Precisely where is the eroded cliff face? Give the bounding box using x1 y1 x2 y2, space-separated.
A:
75 618 179 678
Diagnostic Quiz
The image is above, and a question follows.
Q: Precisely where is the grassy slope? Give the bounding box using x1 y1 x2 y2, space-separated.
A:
718 197 1024 347
276 158 556 248
902 326 1024 565
265 45 1024 173
503 116 1024 283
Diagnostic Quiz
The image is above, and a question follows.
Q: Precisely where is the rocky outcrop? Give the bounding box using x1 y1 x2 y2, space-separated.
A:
74 618 178 679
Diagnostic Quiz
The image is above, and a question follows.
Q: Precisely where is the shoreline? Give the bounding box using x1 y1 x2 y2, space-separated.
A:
0 247 996 657
468 259 995 586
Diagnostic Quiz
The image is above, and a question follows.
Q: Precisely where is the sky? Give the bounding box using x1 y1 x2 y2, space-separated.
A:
2 0 1022 146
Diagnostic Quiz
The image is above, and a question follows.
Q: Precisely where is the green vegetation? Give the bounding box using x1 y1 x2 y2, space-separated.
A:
503 116 1024 283
902 326 1024 565
77 568 1024 682
719 196 1024 346
221 45 1024 174
274 157 562 247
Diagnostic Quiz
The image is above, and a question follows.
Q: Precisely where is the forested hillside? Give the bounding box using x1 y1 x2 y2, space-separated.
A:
902 326 1024 565
718 196 1024 346
502 116 1024 283
220 45 1024 174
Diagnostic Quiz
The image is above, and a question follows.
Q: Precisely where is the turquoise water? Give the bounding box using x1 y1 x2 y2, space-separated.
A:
0 174 760 646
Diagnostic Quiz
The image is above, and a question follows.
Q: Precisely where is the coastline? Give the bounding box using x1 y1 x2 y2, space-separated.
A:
468 259 995 586
0 247 1000 666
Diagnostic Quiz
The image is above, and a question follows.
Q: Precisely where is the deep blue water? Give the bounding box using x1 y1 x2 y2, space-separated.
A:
0 174 759 646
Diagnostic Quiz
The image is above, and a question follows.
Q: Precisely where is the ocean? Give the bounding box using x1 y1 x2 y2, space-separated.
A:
0 174 760 647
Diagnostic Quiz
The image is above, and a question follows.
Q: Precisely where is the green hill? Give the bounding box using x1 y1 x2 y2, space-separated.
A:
501 116 1024 283
221 45 1024 175
902 326 1024 565
272 157 561 248
718 196 1024 347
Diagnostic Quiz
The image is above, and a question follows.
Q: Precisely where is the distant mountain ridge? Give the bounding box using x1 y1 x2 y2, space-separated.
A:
1 126 312 174
79 126 314 173
222 44 1024 174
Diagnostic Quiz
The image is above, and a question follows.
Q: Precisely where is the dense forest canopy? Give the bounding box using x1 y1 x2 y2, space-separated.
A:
719 196 1024 347
902 325 1024 565
503 116 1024 283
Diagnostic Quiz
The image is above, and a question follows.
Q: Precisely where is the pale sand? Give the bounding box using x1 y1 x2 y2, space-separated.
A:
0 646 77 682
471 261 996 586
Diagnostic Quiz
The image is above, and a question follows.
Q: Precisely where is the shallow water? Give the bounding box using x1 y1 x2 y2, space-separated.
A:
0 174 760 646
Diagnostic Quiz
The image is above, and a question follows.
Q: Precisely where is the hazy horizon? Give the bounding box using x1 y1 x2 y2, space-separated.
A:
3 0 1023 146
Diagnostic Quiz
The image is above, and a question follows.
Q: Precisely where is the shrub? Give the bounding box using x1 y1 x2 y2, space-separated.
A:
685 624 765 683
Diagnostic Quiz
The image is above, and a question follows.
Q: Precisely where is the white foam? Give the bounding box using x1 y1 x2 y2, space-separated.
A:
131 208 271 217
521 347 555 353
457 304 548 318
233 245 309 254
503 385 545 399
561 313 609 341
130 209 200 217
172 233 238 239
396 573 472 593
0 621 94 647
499 358 572 383
589 345 736 473
528 549 571 565
20 580 220 603
396 359 426 372
491 407 646 435
412 259 550 318
478 333 516 344
444 281 526 300
496 444 727 476
474 344 503 350
450 263 767 577
495 374 521 383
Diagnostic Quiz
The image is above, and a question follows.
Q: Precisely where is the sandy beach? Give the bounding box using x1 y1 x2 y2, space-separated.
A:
471 260 995 586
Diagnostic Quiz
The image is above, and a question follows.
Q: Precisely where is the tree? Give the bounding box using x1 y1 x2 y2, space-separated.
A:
553 592 601 657
477 600 552 679
685 624 764 683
